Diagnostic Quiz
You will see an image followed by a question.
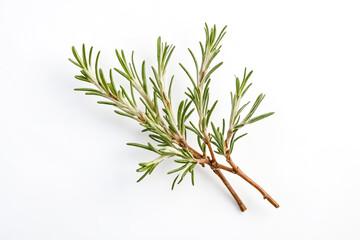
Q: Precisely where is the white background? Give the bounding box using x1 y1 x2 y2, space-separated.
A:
1 0 360 239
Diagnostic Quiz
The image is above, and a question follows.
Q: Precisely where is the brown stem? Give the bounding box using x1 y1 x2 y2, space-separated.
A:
177 134 278 209
223 130 279 208
184 143 203 159
195 158 209 164
224 130 232 149
204 137 217 165
219 156 279 208
204 137 247 211
175 136 204 160
234 165 279 208
213 168 247 212
224 130 240 173
216 163 235 172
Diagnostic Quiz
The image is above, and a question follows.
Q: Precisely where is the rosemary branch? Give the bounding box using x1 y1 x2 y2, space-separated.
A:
69 23 279 212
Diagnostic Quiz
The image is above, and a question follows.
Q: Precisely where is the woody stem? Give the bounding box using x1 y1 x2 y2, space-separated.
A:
223 130 279 208
204 136 247 211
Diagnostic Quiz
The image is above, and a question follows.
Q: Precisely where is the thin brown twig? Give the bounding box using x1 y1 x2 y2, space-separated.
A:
203 136 247 211
176 134 278 209
223 130 279 208
213 168 247 211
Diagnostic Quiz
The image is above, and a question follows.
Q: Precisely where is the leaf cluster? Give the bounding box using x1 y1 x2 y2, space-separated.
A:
69 23 274 190
181 24 226 136
210 68 274 155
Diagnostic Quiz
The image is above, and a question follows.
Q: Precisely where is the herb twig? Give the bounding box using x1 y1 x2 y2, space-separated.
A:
69 23 279 212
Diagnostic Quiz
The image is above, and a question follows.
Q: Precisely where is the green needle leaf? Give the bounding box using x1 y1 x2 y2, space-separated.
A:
171 175 180 190
247 112 275 124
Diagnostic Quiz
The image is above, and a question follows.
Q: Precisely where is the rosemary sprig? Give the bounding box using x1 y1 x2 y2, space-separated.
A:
69 23 279 212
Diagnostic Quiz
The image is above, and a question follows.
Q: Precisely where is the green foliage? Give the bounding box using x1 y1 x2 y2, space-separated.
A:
69 45 144 121
69 23 274 190
210 120 226 155
210 68 274 155
168 159 197 189
181 24 227 137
